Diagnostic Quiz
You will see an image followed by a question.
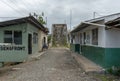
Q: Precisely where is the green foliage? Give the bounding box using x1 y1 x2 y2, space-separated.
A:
52 37 57 47
106 66 120 76
52 37 68 47
100 76 109 81
63 37 68 47
38 16 46 25
95 75 112 81
48 35 51 43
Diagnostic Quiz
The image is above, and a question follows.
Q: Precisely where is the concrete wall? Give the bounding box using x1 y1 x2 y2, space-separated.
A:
0 23 28 62
27 23 40 54
52 24 67 46
73 20 106 47
38 30 48 51
98 25 106 47
105 28 120 48
0 23 47 62
27 23 48 52
70 14 120 68
81 45 120 68
74 32 80 44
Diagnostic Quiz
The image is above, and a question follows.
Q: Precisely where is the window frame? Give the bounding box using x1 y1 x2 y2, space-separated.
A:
14 31 22 45
4 31 13 44
83 32 86 44
33 32 38 44
92 28 98 45
4 30 22 45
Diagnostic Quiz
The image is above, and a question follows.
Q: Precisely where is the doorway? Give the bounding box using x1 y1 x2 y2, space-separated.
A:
43 37 46 44
28 34 32 54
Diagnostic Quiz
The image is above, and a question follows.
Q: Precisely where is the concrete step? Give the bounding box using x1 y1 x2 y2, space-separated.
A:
71 51 103 73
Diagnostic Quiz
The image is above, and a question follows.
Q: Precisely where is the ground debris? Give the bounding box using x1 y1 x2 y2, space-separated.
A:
0 48 119 81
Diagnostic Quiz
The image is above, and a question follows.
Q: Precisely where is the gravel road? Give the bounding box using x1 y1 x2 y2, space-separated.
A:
0 48 101 81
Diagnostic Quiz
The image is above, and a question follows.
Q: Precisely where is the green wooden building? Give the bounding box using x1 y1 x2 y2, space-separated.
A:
0 16 48 67
70 13 120 68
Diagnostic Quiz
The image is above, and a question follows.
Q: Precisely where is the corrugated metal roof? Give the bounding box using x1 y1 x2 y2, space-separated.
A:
105 17 120 26
71 13 120 33
0 16 48 33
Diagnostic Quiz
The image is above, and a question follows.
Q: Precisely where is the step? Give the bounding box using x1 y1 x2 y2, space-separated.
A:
71 52 103 73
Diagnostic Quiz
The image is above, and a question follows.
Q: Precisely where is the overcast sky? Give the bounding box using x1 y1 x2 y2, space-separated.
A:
0 0 120 31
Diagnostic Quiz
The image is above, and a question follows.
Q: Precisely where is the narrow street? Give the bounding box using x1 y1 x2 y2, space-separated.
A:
0 48 101 81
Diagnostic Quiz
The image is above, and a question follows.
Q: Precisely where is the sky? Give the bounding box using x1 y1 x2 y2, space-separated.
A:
0 0 120 31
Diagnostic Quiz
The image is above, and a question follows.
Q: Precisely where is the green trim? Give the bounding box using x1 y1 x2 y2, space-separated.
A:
70 44 80 53
81 45 120 68
75 44 80 53
71 44 120 68
105 48 120 68
81 45 106 67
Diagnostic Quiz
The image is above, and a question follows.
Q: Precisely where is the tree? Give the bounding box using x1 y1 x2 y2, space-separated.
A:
38 15 46 25
48 34 51 44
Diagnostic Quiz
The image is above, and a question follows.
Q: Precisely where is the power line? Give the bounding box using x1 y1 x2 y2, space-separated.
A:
8 0 30 14
22 0 41 16
7 0 29 15
19 0 45 17
0 17 23 18
23 0 39 14
24 0 45 15
0 0 25 16
21 0 36 13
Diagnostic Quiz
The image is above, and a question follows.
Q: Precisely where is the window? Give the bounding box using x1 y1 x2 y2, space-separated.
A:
80 33 82 44
33 32 38 44
92 28 98 45
83 32 86 44
4 31 12 43
14 31 22 44
4 31 22 45
86 32 90 44
70 34 75 44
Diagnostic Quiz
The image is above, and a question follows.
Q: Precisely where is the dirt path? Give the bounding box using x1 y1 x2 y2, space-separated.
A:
0 48 101 81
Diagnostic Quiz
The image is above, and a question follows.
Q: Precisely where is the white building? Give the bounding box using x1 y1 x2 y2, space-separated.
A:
70 13 120 68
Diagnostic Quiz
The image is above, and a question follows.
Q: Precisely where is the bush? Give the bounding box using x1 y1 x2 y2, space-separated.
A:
106 66 120 76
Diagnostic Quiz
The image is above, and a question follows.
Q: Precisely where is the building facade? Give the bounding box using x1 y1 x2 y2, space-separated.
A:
70 13 120 68
0 16 48 67
52 24 67 46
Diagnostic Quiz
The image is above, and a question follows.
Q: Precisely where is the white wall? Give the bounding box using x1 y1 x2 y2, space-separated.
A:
74 32 80 44
38 30 48 51
98 26 106 47
72 13 120 48
74 24 120 48
80 26 93 45
105 28 120 48
73 20 106 47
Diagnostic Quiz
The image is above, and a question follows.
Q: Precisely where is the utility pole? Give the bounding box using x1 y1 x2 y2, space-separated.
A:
46 17 47 27
70 10 72 31
69 10 72 45
93 12 96 19
93 12 102 19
